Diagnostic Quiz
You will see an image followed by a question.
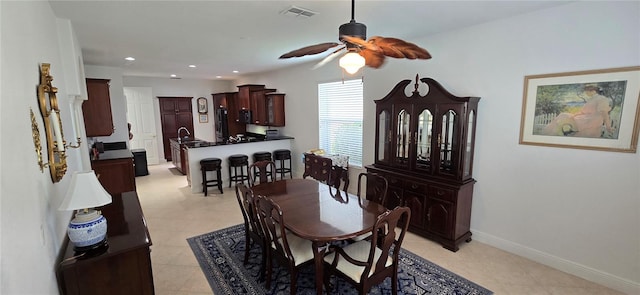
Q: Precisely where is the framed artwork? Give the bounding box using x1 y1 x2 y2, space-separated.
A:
519 66 640 153
199 114 208 123
197 97 208 114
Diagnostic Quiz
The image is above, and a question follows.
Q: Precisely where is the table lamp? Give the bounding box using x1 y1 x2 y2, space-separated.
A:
59 170 112 252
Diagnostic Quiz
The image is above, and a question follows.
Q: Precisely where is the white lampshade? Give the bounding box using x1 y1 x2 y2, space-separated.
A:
59 171 112 211
339 52 365 74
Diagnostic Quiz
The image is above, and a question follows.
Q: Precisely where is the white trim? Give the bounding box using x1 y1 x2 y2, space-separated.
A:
471 229 640 295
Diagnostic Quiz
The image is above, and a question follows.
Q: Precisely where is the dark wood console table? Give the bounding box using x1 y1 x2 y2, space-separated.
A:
57 191 154 295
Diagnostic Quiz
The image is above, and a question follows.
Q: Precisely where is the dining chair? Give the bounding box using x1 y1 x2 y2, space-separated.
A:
350 172 389 242
234 184 267 279
328 165 349 191
323 206 411 295
255 195 315 294
249 160 277 187
356 172 389 207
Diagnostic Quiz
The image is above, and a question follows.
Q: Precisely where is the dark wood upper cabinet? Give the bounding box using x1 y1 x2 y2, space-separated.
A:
249 88 276 125
366 77 480 252
237 84 265 111
265 93 285 127
83 78 114 137
158 96 193 161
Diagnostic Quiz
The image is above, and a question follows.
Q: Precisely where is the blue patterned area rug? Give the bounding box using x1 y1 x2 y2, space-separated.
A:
187 224 492 295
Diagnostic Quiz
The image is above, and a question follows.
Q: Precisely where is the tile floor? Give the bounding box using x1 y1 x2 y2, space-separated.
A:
137 162 624 295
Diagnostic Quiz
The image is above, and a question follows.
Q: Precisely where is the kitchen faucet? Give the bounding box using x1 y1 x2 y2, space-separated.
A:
177 127 191 142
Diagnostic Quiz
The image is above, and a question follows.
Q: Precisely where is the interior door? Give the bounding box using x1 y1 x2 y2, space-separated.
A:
125 87 160 165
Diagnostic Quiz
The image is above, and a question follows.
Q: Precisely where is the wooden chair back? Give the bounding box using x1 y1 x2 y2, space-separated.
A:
356 172 389 207
235 183 266 265
324 206 411 295
249 160 276 186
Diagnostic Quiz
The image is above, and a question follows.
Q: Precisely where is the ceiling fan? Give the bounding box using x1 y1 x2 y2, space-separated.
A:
279 0 431 74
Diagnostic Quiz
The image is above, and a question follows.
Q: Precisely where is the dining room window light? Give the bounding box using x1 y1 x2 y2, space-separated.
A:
318 79 363 166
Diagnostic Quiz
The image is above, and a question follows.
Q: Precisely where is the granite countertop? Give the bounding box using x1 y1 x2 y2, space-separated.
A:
183 134 294 149
91 149 133 161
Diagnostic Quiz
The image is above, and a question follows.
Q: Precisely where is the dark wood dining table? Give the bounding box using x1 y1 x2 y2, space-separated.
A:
251 178 388 295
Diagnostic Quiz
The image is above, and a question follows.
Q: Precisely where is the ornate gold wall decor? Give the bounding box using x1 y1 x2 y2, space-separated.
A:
35 63 67 182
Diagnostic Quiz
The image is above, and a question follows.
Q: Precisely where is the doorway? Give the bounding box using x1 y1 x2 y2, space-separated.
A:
124 87 160 165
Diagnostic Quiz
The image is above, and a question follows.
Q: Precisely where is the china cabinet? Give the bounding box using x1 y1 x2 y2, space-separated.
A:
365 76 479 251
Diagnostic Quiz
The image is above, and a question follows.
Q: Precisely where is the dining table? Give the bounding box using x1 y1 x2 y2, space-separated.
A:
251 178 388 295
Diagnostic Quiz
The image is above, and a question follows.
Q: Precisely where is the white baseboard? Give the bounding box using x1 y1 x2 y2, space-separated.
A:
471 229 639 295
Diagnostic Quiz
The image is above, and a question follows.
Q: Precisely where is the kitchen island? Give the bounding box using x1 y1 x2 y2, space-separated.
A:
185 136 293 194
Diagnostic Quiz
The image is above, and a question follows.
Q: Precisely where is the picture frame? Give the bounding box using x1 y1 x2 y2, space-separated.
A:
519 66 640 153
199 114 208 123
197 97 208 114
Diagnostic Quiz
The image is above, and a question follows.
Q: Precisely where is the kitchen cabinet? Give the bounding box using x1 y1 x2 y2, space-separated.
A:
158 96 193 161
249 88 275 125
91 150 136 195
170 138 190 174
83 79 114 137
237 84 265 111
265 93 285 127
365 76 479 252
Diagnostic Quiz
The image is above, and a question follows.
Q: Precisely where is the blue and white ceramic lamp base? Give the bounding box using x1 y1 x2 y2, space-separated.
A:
67 209 108 252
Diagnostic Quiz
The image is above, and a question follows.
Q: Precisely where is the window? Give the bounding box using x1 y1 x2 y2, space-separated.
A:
318 79 363 166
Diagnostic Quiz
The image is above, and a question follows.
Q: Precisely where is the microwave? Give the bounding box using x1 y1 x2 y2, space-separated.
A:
238 109 252 124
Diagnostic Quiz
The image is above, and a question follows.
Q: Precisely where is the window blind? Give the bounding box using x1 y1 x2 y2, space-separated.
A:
318 79 363 166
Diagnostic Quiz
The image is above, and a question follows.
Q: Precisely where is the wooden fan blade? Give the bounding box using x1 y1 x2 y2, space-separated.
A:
360 49 385 69
312 46 346 70
368 36 432 60
279 42 341 59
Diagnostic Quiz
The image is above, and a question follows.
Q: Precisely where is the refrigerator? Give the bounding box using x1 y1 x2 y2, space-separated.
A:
215 108 229 142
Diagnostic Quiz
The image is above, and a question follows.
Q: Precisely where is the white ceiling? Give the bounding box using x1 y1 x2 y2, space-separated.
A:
49 0 569 80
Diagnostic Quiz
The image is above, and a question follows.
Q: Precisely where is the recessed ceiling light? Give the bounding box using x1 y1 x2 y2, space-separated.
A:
170 74 177 78
188 65 196 68
233 70 239 73
216 76 222 79
125 57 135 61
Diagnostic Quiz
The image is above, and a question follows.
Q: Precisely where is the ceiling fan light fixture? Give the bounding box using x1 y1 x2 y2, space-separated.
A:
339 51 365 74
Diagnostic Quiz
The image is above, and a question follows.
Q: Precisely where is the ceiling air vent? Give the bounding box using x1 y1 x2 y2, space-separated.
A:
281 6 317 17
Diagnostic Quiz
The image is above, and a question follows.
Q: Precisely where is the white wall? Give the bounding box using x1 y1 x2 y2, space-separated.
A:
236 2 640 294
0 2 86 294
122 76 233 160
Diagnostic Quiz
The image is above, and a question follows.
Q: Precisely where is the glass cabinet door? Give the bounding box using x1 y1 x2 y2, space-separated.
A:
415 108 433 172
463 110 475 177
394 108 411 167
376 109 391 164
438 109 457 176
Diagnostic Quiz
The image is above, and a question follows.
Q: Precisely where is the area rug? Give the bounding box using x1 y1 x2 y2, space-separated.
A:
187 224 492 295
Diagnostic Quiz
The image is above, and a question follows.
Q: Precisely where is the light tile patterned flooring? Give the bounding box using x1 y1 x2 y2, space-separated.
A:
137 163 624 295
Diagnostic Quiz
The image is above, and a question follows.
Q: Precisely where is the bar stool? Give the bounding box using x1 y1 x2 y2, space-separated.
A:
228 154 249 187
200 158 223 196
273 149 293 180
252 151 273 180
